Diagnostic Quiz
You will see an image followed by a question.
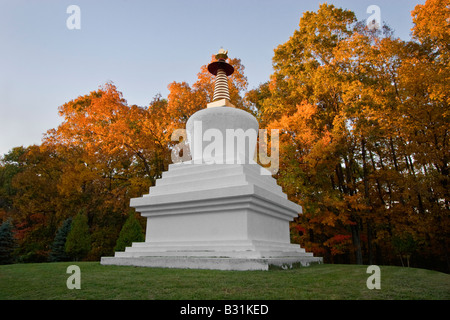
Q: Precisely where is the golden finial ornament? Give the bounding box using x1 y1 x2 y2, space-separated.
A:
207 49 234 103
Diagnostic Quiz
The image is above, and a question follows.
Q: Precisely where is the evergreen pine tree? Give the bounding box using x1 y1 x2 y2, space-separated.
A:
114 213 144 252
0 220 16 264
48 217 72 262
65 213 91 261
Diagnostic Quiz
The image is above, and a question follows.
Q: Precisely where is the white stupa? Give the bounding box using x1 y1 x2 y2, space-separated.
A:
101 50 322 270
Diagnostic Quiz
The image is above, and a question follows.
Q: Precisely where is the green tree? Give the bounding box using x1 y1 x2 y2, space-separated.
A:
114 212 144 252
65 212 91 261
48 217 72 262
0 220 16 264
392 232 417 268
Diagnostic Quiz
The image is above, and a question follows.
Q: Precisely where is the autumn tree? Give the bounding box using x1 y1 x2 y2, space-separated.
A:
249 3 368 263
44 82 160 187
247 1 449 270
9 144 65 262
41 84 158 259
398 0 449 267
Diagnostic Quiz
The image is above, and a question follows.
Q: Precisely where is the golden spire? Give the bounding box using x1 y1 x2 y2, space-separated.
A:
207 49 235 108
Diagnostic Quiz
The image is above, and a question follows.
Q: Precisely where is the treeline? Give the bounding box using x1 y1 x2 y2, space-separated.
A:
0 1 448 272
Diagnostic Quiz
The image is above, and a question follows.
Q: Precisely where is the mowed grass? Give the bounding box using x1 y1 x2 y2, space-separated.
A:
0 262 448 300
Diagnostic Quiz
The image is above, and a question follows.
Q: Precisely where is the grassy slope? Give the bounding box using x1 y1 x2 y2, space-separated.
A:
0 262 448 300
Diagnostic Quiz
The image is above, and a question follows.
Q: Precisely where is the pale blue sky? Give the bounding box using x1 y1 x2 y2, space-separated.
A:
0 0 425 156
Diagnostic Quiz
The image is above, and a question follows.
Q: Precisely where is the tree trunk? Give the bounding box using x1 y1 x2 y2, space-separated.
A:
351 223 363 265
367 220 373 265
361 138 373 264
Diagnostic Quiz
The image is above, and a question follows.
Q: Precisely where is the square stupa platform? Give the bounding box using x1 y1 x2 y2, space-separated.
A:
101 161 322 270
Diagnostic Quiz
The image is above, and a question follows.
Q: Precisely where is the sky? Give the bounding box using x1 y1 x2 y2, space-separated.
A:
0 0 426 157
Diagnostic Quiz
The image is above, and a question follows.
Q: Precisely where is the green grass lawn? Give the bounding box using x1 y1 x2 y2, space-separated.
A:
0 262 448 300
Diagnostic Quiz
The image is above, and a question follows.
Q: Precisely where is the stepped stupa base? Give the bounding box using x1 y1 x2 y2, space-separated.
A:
100 256 322 271
100 161 322 271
